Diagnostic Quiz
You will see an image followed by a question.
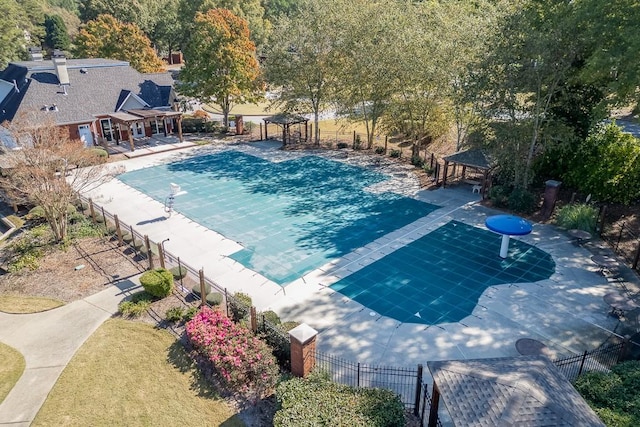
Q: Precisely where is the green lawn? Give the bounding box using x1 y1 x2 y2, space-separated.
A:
0 342 25 403
32 319 244 426
0 295 64 314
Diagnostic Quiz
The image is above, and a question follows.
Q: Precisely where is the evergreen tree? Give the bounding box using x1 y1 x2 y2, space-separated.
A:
44 14 71 51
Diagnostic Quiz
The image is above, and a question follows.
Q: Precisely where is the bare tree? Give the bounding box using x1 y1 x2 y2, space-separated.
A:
0 114 117 241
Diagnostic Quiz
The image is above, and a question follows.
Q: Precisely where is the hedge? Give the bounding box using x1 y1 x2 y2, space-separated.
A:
139 268 174 298
274 372 405 427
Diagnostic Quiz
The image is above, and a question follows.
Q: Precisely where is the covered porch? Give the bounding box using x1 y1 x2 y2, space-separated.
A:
106 109 183 152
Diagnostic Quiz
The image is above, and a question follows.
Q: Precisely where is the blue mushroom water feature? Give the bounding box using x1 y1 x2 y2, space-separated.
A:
485 215 533 258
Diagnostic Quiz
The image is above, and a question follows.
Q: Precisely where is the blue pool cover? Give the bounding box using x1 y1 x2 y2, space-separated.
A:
118 151 439 285
330 220 555 325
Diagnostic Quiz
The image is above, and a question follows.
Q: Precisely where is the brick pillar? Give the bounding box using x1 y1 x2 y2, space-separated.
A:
289 323 318 378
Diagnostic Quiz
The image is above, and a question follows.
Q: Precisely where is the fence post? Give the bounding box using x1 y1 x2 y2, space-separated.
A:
414 364 423 416
384 135 388 154
199 269 206 306
144 235 154 270
430 153 434 169
577 350 588 377
633 242 640 270
260 122 263 141
129 225 137 256
250 306 257 333
224 288 230 317
288 323 318 378
157 242 165 269
101 207 108 232
616 222 625 251
114 214 123 245
89 199 96 222
357 363 360 387
597 205 607 236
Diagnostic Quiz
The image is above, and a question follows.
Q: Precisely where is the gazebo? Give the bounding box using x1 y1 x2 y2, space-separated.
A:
442 149 494 198
427 356 605 427
263 113 309 145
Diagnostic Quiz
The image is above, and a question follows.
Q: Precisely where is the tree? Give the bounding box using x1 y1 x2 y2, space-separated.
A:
263 0 341 144
151 0 182 62
79 0 157 35
575 0 640 108
179 9 261 128
73 14 165 73
177 0 269 52
475 0 585 189
0 0 29 68
566 121 640 205
0 114 115 241
331 0 402 149
44 14 70 51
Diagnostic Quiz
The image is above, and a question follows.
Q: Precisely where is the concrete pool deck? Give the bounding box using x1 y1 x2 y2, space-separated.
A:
86 141 638 367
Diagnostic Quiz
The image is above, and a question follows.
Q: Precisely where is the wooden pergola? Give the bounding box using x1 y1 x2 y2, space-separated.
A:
107 109 183 151
263 114 309 145
427 356 605 427
442 149 494 199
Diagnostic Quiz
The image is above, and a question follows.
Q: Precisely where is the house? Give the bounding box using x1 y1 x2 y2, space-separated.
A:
0 54 183 151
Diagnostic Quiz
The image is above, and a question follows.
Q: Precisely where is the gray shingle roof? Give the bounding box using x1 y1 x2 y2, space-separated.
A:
428 356 605 427
0 58 175 125
443 149 495 170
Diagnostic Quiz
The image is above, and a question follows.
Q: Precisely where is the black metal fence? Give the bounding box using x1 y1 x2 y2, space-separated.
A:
552 341 626 382
601 219 640 271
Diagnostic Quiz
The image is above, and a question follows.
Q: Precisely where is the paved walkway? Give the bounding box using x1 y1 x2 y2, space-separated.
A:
0 279 139 426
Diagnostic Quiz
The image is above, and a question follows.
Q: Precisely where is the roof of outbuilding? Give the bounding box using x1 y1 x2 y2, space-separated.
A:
0 58 175 125
428 356 605 427
443 148 495 170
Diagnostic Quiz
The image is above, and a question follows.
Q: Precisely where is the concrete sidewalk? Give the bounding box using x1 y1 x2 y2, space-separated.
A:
0 279 139 427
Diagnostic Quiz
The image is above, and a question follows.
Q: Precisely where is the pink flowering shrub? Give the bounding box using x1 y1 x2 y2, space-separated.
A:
186 306 279 397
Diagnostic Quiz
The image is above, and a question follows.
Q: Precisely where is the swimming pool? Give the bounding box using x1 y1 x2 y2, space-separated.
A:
330 220 555 324
118 151 439 285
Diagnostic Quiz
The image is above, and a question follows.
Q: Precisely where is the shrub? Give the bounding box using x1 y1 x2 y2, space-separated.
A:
119 298 151 318
555 203 598 233
488 185 510 208
166 306 185 322
183 306 198 321
507 188 537 214
27 206 46 221
261 310 281 325
389 149 401 158
274 371 405 427
191 283 212 297
68 214 105 239
422 164 434 175
337 142 349 149
574 360 640 426
206 292 223 306
411 155 424 168
186 307 279 398
89 147 108 159
374 146 385 155
281 321 300 331
170 266 188 280
139 268 174 298
229 292 252 322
